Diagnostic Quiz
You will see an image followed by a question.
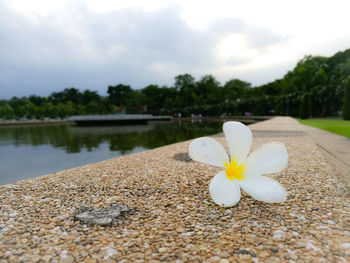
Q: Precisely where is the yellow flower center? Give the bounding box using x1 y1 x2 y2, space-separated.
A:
224 158 245 181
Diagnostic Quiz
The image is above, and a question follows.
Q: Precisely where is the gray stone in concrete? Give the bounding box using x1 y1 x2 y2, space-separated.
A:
74 203 131 226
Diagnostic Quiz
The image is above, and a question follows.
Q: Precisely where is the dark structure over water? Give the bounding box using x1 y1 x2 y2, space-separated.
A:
68 114 172 125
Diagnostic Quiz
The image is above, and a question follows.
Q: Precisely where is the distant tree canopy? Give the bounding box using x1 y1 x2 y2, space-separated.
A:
107 84 132 107
299 92 312 119
1 48 350 120
343 77 350 120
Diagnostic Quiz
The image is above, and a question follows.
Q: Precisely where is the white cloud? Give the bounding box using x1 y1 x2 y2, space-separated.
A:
216 34 256 63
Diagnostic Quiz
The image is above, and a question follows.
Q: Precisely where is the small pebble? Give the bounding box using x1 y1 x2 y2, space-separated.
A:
158 248 166 253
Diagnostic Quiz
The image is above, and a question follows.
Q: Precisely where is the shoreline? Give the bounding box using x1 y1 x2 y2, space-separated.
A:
1 117 349 262
0 120 74 127
0 115 271 127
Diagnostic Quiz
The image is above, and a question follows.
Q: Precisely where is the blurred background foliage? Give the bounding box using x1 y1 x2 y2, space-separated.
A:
1 48 350 120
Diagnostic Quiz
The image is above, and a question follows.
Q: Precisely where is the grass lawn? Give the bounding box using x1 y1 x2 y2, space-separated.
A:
298 118 350 138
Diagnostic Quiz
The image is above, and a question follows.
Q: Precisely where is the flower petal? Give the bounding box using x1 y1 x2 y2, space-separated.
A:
244 142 288 176
223 121 252 165
239 175 287 203
209 171 241 207
189 137 229 167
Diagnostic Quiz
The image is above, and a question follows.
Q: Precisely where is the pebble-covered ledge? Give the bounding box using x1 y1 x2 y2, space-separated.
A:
1 117 349 262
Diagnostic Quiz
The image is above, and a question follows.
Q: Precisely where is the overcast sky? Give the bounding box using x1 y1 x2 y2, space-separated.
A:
1 0 350 99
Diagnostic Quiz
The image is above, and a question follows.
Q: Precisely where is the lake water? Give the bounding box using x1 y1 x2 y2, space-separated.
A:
0 120 223 185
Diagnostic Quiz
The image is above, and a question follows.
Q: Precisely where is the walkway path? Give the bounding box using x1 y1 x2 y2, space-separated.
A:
300 123 350 188
1 117 349 262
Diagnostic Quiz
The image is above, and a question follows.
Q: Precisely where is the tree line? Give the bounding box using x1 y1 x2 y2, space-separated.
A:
1 48 350 120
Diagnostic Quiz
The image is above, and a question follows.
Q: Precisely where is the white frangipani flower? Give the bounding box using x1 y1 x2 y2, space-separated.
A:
189 121 288 207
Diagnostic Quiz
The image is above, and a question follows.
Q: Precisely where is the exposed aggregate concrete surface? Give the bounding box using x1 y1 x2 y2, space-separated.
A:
1 117 349 262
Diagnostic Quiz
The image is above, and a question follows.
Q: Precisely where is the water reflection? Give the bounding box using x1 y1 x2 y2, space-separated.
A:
0 120 222 184
0 121 222 153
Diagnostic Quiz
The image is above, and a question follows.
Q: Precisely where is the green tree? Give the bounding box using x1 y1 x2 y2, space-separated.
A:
342 77 350 120
50 88 81 104
126 90 147 113
65 101 76 116
0 104 14 119
81 90 101 105
223 79 251 102
76 104 87 115
173 74 196 108
57 103 67 119
86 101 103 114
287 55 328 93
107 84 132 107
195 75 222 105
34 106 44 120
299 92 312 119
142 85 162 110
14 105 26 119
43 102 58 119
28 95 47 106
25 102 39 119
275 98 285 116
141 85 174 113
